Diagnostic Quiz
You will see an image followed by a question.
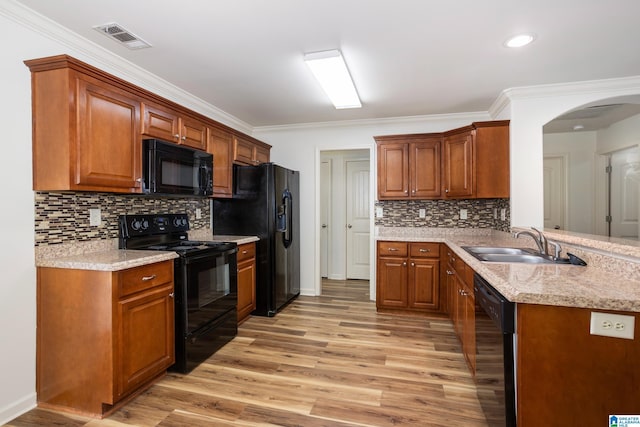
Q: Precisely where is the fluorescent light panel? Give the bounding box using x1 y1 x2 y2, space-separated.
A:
304 50 361 109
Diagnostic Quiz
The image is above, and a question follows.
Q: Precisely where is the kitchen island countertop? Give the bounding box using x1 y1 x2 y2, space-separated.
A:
376 227 640 312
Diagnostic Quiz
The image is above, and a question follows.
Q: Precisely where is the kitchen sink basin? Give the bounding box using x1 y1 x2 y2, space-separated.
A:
462 246 571 264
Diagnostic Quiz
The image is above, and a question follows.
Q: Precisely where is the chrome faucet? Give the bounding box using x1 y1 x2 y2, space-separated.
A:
514 227 549 256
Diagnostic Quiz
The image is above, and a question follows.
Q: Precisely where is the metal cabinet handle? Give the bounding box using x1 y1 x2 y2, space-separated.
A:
169 292 174 298
419 248 430 253
388 248 399 251
141 274 156 281
242 250 248 254
446 270 454 275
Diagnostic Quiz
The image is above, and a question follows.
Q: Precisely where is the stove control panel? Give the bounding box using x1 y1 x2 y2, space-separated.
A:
119 213 190 237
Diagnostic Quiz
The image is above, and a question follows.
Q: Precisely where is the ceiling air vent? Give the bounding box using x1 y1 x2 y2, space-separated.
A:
93 23 151 50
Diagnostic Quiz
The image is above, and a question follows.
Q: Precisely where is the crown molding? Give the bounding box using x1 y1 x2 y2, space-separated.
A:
491 75 640 115
0 0 253 134
254 111 490 133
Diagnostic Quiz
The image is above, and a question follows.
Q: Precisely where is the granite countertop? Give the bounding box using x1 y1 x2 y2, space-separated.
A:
210 235 260 245
36 249 179 272
376 227 640 312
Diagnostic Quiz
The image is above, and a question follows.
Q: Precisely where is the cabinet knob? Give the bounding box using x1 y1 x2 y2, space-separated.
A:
169 292 174 298
446 270 454 275
388 247 398 251
445 189 449 193
411 262 415 267
419 248 430 253
402 262 407 266
242 250 248 254
411 190 415 193
404 190 408 194
173 134 180 139
141 274 156 281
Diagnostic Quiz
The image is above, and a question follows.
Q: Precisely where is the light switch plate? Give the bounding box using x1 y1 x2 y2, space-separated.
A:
590 312 635 339
500 208 506 221
419 208 426 218
89 208 101 226
460 209 468 220
195 208 202 219
375 207 384 218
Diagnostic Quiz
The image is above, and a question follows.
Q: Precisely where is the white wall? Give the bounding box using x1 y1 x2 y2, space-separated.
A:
544 132 597 233
597 113 640 154
502 79 640 229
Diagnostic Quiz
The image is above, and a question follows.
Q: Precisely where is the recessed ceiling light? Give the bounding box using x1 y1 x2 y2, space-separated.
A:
573 124 585 131
504 33 536 48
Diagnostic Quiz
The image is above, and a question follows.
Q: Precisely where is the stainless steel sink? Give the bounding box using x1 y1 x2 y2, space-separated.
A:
462 246 570 264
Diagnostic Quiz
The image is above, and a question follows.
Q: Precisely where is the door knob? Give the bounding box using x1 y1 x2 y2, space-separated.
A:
322 224 327 228
347 224 352 229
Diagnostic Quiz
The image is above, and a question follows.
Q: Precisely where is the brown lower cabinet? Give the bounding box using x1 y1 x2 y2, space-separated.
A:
443 245 476 374
237 242 257 323
36 260 175 418
376 241 440 312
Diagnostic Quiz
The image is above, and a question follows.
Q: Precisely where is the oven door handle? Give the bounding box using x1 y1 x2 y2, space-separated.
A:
183 247 238 264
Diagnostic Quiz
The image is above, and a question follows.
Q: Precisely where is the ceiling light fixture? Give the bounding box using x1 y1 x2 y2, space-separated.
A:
504 33 536 48
573 124 585 131
304 50 361 109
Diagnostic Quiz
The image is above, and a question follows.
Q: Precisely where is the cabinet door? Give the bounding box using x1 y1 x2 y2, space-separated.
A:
141 102 180 143
76 78 142 192
408 258 439 310
410 139 441 198
117 283 174 398
443 132 474 198
209 127 234 197
233 136 256 165
254 144 270 164
377 142 409 199
237 258 256 322
179 115 207 150
376 257 408 308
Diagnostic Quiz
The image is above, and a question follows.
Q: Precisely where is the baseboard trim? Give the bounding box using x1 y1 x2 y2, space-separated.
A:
0 392 37 425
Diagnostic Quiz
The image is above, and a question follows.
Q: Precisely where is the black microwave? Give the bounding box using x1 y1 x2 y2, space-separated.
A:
143 139 213 196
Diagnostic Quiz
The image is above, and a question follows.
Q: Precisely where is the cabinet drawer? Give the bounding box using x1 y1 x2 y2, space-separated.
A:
119 261 173 298
410 242 439 258
377 241 408 257
237 242 256 263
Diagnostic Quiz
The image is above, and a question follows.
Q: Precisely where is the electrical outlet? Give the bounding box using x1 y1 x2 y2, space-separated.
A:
419 208 426 218
494 208 498 219
375 207 384 218
195 208 202 219
460 209 468 220
500 208 506 221
89 208 101 226
590 312 635 339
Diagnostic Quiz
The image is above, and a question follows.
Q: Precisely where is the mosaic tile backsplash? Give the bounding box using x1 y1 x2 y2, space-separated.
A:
375 198 510 231
35 192 210 246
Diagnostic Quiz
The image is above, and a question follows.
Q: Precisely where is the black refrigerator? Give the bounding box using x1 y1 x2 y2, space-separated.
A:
213 163 300 316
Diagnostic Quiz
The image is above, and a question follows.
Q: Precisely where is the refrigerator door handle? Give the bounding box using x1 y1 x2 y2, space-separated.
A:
282 189 293 248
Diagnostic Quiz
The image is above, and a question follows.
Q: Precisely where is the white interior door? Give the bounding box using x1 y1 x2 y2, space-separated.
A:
610 146 640 239
346 160 370 280
543 156 566 230
320 160 330 278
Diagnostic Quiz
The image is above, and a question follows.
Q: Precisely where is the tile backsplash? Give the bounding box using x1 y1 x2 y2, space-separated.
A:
375 198 510 231
35 192 210 246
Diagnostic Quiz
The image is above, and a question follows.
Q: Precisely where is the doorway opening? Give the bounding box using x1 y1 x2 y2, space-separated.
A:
319 149 371 296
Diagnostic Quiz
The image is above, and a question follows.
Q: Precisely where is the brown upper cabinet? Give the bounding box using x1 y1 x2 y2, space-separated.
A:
26 57 143 193
233 135 271 166
141 102 207 150
208 126 234 198
375 120 509 200
375 134 442 199
443 120 510 199
25 55 271 196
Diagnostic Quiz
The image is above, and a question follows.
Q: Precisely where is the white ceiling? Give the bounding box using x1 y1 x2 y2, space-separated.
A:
15 0 640 127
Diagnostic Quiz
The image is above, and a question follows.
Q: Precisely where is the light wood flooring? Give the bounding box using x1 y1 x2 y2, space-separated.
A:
7 279 489 426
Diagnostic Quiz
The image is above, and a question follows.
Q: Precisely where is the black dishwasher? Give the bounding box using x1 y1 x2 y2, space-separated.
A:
474 273 516 427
